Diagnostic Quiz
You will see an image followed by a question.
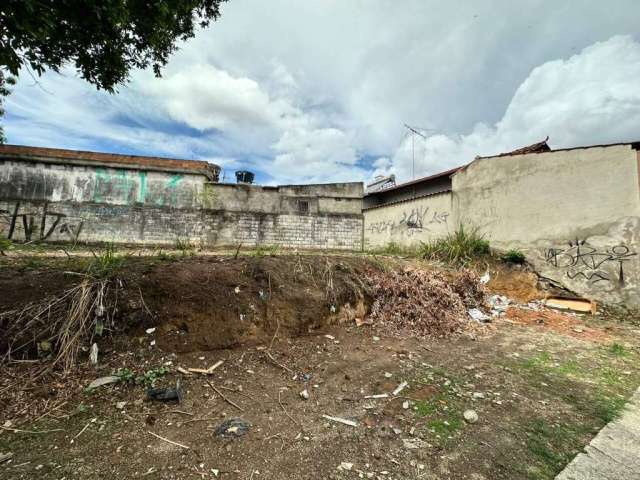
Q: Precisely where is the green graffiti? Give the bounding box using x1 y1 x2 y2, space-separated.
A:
93 168 109 203
168 174 183 207
138 171 147 203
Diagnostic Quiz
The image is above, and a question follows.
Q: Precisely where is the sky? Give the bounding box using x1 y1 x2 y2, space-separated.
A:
4 0 640 186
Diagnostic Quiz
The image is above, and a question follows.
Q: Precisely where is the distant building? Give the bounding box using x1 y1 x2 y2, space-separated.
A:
365 174 396 194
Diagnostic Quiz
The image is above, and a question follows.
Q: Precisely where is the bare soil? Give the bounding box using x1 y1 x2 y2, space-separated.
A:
1 253 639 480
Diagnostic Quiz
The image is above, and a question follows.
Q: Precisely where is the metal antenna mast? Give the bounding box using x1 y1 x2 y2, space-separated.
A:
404 124 427 180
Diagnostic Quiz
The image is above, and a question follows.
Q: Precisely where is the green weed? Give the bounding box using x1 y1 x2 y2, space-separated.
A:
250 244 280 257
87 243 125 278
174 238 196 256
0 235 12 254
419 225 490 265
501 249 526 264
608 342 628 357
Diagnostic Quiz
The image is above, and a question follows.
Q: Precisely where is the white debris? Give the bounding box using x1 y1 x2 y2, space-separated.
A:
468 308 490 323
372 336 380 342
300 389 310 400
89 343 99 365
463 409 479 423
402 401 410 410
87 375 120 390
339 462 354 471
322 415 357 427
384 372 393 378
234 286 240 294
211 469 219 477
145 327 156 334
403 438 428 449
324 334 335 340
479 272 490 284
115 401 127 410
392 381 408 396
364 393 389 399
473 392 485 399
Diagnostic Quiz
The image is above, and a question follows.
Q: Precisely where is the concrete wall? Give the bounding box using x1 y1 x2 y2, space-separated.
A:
452 144 640 306
363 192 452 248
0 158 364 250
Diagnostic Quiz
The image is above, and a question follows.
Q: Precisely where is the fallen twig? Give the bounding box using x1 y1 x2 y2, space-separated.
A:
147 430 190 450
321 414 357 427
0 426 64 435
278 390 299 426
392 381 408 396
71 419 93 443
187 360 224 375
130 410 193 417
265 351 294 374
206 380 244 412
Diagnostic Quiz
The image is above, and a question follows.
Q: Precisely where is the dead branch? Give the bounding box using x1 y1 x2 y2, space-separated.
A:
206 380 244 412
147 430 190 450
278 390 299 426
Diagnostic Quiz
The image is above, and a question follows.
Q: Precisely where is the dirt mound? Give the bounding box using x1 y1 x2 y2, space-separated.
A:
127 255 372 352
365 267 487 337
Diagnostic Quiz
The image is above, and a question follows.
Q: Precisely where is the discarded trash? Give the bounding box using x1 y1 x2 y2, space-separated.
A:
115 401 127 410
463 409 479 423
402 401 409 410
392 381 408 396
214 418 250 438
487 295 511 316
479 272 490 284
300 389 310 400
324 334 335 340
234 286 240 294
87 375 120 390
147 381 183 403
0 452 14 463
545 297 596 314
468 308 490 323
89 343 99 365
322 414 358 427
384 372 392 378
364 393 389 399
145 327 156 334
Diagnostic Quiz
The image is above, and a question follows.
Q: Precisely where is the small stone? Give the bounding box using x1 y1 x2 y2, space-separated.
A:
145 328 156 334
372 336 380 342
402 401 409 410
339 462 353 471
384 372 392 378
300 389 310 400
115 401 127 410
464 409 478 423
472 392 485 399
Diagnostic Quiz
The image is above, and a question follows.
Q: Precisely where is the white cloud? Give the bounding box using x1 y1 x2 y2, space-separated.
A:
388 35 640 182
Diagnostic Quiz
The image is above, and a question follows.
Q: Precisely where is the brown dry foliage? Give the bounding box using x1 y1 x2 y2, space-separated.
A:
365 267 486 337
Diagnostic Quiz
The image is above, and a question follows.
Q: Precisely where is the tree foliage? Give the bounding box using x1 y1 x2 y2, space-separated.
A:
0 0 226 142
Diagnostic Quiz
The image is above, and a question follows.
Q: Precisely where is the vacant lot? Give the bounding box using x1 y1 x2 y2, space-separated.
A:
1 251 638 480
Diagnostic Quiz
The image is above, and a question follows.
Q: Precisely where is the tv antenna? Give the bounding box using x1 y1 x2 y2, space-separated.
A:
403 124 429 180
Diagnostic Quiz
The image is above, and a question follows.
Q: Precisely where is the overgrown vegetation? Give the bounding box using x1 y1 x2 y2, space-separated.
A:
250 244 280 257
419 225 490 265
367 241 415 256
86 244 125 278
175 238 196 256
115 366 168 387
501 249 526 264
0 235 12 255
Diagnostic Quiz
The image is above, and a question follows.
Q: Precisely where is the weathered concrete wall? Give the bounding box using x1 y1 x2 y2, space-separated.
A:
452 144 640 306
0 160 205 209
363 192 452 248
0 159 364 250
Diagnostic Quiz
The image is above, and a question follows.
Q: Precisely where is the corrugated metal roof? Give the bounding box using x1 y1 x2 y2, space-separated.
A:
364 166 461 198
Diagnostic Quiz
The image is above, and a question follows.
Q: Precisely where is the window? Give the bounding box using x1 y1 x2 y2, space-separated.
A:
298 200 309 214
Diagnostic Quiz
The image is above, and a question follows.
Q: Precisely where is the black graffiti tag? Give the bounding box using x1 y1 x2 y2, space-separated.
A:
545 239 637 286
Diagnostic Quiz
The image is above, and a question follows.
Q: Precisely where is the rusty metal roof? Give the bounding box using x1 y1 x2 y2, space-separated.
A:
364 166 461 197
0 144 220 180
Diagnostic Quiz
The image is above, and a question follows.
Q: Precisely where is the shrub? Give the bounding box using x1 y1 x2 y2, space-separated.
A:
501 249 526 264
0 235 12 255
419 225 489 265
174 238 196 256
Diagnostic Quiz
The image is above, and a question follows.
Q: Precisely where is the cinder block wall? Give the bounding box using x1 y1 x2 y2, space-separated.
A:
0 159 364 251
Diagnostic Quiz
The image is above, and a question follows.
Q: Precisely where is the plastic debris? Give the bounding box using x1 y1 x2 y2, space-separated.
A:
392 381 408 396
87 375 120 390
479 272 490 284
145 327 156 334
364 393 389 399
468 308 490 323
89 343 99 365
214 418 251 438
147 380 183 403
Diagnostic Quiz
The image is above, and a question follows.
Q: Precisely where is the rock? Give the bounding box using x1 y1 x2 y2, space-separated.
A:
463 409 478 423
339 462 353 471
472 392 485 399
300 389 310 400
384 372 392 378
402 401 409 410
145 328 156 334
87 376 120 390
115 401 127 410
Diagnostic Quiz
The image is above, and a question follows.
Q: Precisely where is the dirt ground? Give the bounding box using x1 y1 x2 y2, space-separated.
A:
1 251 639 480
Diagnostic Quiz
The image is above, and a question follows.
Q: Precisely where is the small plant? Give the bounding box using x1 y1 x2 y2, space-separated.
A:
87 243 125 278
251 244 280 257
608 342 627 357
419 225 490 265
502 249 526 264
175 238 196 256
368 241 416 256
115 367 135 384
135 367 169 387
0 235 12 255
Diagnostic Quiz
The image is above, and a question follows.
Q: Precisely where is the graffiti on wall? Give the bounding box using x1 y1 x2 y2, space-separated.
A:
368 206 449 236
544 238 637 286
0 202 84 242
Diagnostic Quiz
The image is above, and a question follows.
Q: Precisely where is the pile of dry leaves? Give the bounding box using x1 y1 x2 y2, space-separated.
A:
365 267 487 337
